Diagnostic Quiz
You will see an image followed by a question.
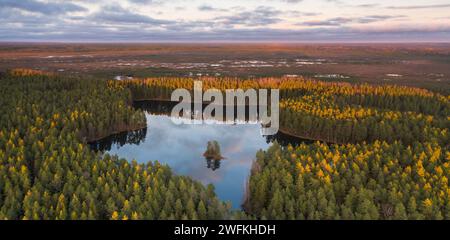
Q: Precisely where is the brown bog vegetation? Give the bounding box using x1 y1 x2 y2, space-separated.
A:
0 43 449 94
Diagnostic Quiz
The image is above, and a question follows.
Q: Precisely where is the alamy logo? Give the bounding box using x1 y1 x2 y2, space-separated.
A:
170 81 279 135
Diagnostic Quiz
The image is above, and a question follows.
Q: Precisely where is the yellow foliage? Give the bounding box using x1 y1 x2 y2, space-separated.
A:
20 165 28 175
317 169 324 178
131 212 139 220
323 175 331 184
435 166 443 176
304 165 311 173
291 153 297 160
441 176 448 186
424 183 432 192
296 163 304 173
111 211 119 220
423 198 433 208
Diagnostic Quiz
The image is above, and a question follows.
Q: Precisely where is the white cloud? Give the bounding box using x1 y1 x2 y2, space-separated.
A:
0 0 449 41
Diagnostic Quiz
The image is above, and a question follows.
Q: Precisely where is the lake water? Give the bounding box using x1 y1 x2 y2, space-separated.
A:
90 101 306 209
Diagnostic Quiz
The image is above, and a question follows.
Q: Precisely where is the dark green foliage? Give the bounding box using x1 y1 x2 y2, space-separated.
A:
0 73 232 220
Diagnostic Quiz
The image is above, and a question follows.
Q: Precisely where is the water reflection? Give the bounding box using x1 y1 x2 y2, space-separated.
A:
90 100 308 209
206 159 222 171
134 100 267 123
90 128 147 152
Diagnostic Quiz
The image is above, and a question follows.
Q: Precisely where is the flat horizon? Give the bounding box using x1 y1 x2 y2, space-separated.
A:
1 41 450 44
1 0 449 42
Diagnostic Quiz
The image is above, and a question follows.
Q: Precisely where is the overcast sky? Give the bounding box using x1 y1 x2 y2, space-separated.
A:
1 0 449 42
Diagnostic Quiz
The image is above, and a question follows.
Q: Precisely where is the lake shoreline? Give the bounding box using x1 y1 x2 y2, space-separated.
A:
277 128 337 144
89 99 333 145
85 123 147 144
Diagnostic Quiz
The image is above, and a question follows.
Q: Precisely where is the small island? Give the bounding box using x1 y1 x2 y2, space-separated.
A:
203 140 224 161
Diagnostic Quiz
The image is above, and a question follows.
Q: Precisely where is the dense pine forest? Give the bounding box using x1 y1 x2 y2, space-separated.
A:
0 70 234 220
246 141 449 219
0 70 449 220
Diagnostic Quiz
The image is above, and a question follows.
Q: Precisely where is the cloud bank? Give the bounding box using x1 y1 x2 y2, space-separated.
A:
0 0 449 42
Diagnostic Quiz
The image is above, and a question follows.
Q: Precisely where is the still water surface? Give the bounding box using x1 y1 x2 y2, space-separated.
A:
90 101 305 208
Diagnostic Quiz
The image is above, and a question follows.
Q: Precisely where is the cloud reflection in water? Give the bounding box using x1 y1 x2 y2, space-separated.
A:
104 113 271 208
